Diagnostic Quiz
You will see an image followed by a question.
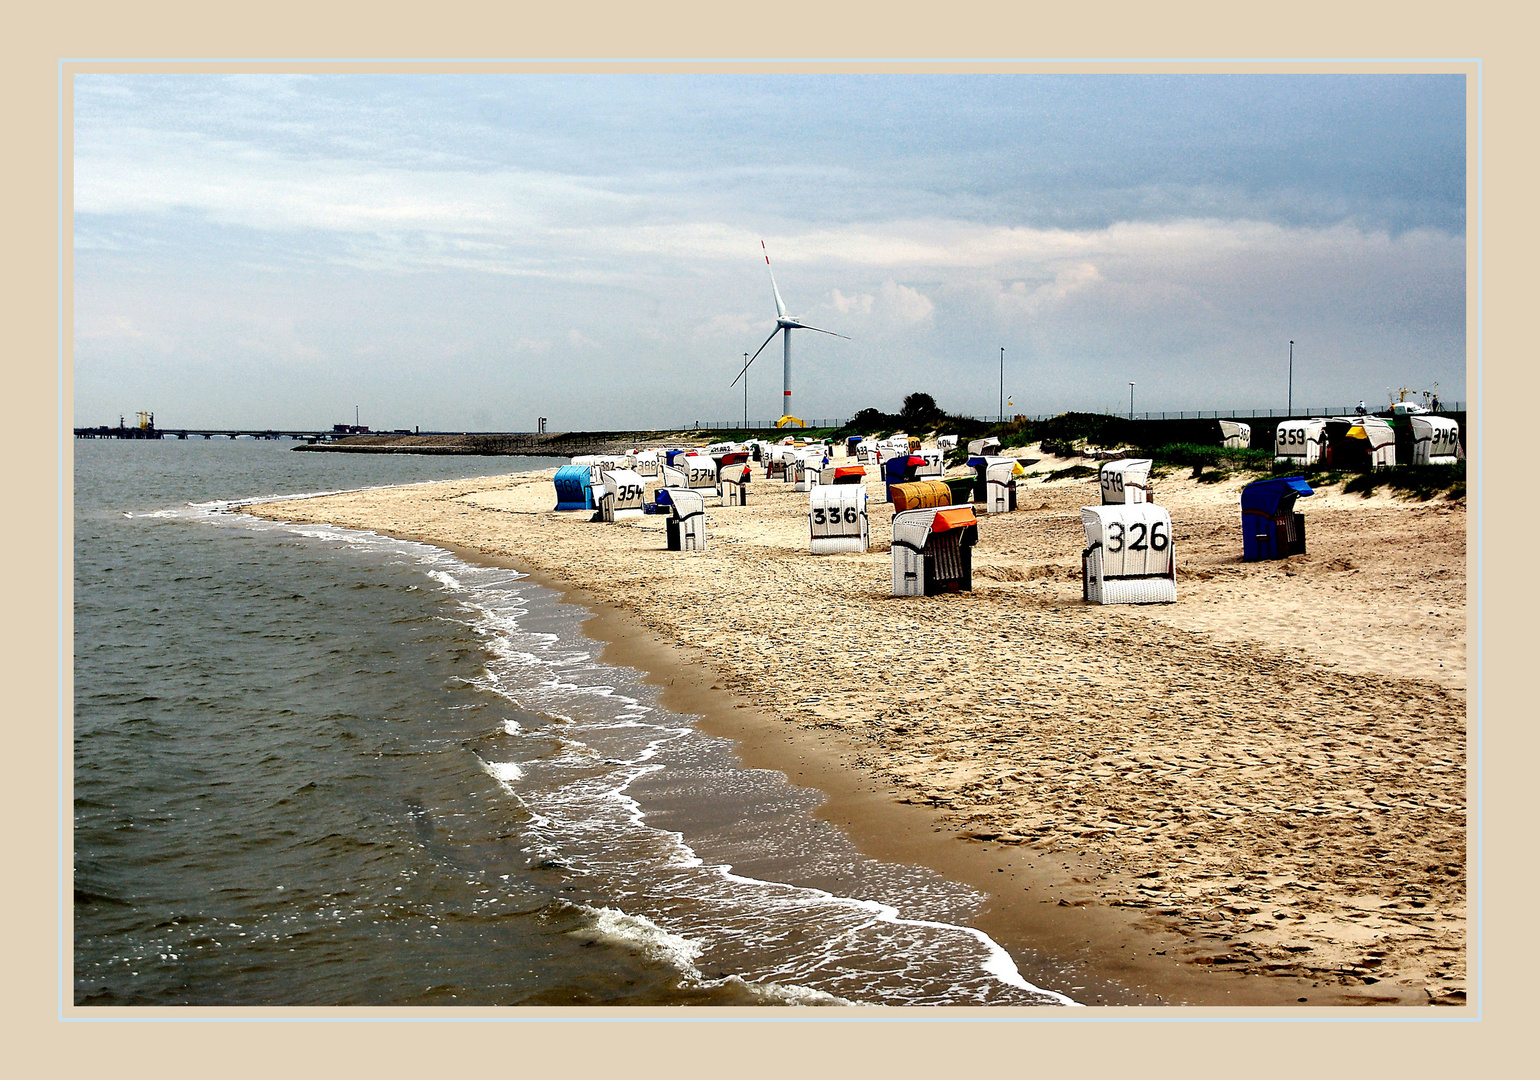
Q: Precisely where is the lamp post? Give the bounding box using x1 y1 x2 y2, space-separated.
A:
999 347 1005 423
743 352 749 428
1128 382 1135 421
1287 340 1294 418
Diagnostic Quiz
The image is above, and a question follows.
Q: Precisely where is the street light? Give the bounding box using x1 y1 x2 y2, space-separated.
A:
743 352 749 428
1128 382 1135 421
999 347 1005 423
1288 340 1295 418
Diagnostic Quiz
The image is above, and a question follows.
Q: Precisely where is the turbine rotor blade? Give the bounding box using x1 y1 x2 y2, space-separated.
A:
730 326 783 387
790 323 850 340
762 240 787 319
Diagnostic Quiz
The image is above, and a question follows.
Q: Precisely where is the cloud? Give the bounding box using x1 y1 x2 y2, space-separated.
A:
880 280 934 322
70 76 1466 427
693 311 765 339
827 289 873 315
997 262 1103 316
75 314 146 341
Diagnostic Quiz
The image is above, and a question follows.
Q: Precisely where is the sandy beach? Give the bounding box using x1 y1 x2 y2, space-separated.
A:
246 445 1466 1007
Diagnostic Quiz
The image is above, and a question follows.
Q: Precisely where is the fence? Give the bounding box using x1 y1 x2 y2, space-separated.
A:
678 403 1467 432
686 419 849 431
1120 404 1466 421
962 404 1467 423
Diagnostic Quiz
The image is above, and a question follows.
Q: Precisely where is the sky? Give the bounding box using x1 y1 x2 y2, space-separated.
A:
72 73 1468 431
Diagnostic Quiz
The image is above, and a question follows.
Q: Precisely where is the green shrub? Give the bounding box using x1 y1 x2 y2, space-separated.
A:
1143 442 1274 472
1041 464 1099 483
1341 464 1466 501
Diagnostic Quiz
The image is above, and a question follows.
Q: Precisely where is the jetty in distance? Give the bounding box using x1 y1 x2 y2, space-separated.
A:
73 420 646 458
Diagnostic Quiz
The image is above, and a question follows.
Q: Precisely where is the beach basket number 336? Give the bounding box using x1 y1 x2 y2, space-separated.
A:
812 505 859 526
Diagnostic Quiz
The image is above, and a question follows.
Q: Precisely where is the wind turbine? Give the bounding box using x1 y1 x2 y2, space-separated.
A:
730 241 848 422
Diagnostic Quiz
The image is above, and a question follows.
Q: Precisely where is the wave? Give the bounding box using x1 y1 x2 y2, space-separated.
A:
200 511 1077 1007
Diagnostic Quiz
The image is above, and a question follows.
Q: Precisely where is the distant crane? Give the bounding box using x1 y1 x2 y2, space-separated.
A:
730 241 848 424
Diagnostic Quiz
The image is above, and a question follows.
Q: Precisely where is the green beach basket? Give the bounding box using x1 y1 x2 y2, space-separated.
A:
944 476 976 504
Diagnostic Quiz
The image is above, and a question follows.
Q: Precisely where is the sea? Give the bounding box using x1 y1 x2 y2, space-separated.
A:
73 438 1074 1008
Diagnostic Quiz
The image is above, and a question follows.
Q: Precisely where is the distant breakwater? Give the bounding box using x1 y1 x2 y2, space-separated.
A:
292 434 657 458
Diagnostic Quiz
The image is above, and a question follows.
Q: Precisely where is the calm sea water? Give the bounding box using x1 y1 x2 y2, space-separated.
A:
73 438 1073 1007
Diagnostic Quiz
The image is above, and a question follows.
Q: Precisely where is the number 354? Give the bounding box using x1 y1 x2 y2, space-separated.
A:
1106 520 1168 552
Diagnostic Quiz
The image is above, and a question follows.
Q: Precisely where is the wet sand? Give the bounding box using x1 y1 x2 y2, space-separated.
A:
246 446 1467 1007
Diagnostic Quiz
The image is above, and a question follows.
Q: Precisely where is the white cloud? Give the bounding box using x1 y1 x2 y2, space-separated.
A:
827 289 873 315
76 314 145 341
567 329 600 349
880 280 934 323
693 311 765 339
997 262 1103 316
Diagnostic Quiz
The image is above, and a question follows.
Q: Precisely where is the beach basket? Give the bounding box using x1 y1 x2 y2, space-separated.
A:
889 480 953 512
1099 459 1153 505
1080 504 1176 604
1409 415 1461 465
553 465 598 512
943 476 976 504
820 464 867 486
664 489 707 552
720 463 751 506
1240 476 1313 561
809 485 870 554
599 469 648 522
892 505 978 596
984 458 1025 514
1273 420 1326 467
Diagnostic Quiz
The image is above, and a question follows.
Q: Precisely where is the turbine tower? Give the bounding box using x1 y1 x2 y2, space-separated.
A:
730 241 848 421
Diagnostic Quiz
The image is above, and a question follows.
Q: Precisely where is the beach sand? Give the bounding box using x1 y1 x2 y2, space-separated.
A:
247 445 1466 1007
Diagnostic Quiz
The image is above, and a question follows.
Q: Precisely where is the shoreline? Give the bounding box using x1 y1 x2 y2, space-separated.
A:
374 533 1344 1006
244 454 1466 1008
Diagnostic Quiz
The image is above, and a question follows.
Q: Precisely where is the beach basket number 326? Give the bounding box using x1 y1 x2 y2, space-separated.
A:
1081 504 1176 604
